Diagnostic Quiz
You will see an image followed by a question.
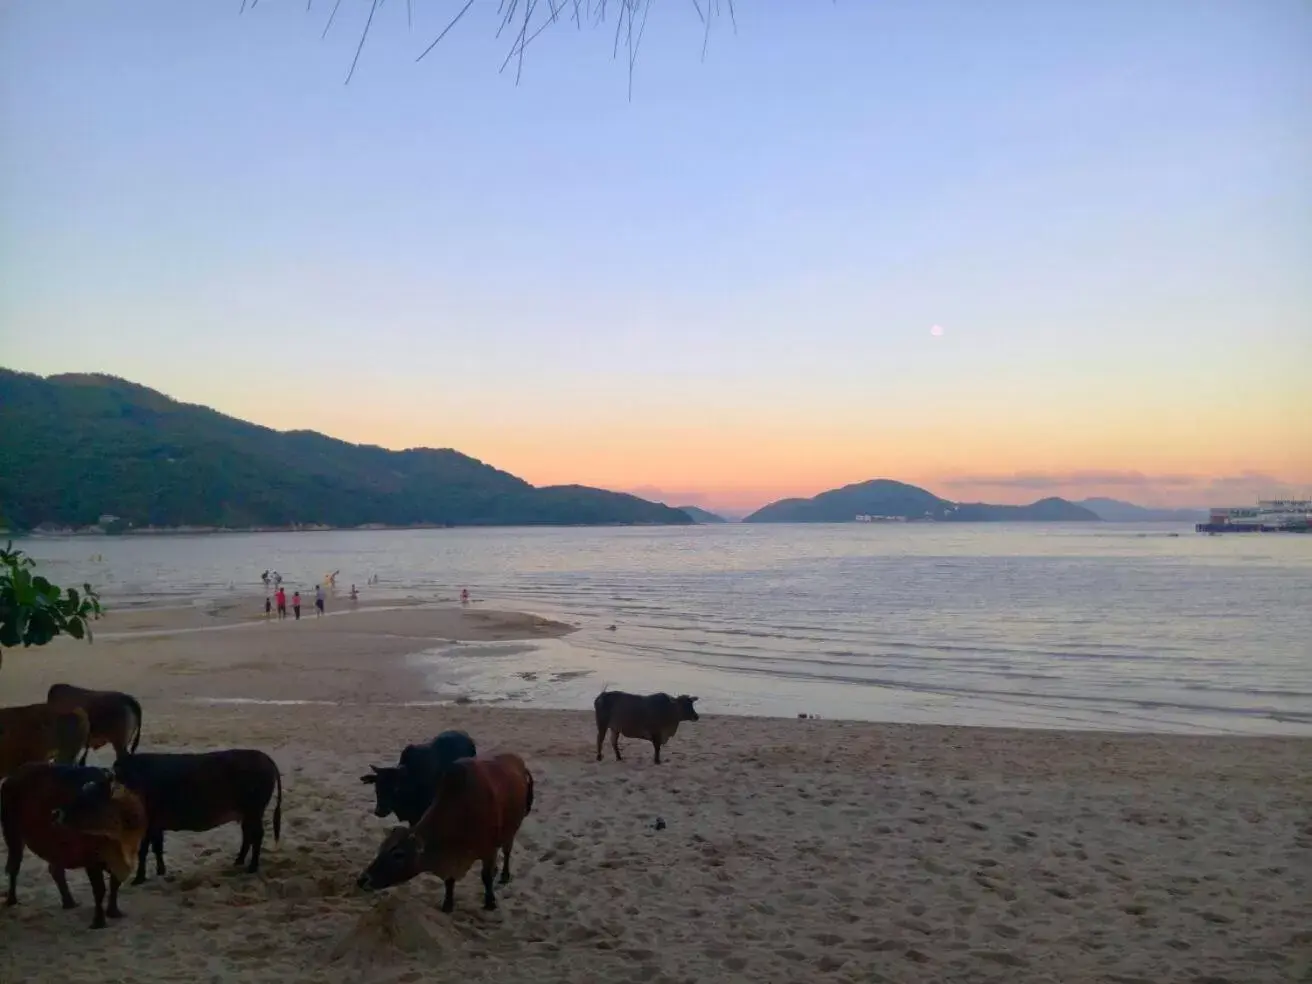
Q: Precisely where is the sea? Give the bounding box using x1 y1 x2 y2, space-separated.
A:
15 524 1312 736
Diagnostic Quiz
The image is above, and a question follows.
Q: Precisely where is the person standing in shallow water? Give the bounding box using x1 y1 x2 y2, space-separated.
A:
275 586 287 620
315 583 325 617
292 590 302 620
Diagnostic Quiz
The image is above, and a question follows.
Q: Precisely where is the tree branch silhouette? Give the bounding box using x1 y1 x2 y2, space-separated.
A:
253 0 738 89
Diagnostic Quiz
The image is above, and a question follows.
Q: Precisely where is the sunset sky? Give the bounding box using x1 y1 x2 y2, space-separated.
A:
2 1 1309 513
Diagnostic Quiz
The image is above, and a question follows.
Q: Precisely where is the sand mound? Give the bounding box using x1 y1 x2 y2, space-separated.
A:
327 894 461 970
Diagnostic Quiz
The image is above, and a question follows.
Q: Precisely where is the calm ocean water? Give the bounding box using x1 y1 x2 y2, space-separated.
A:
17 524 1312 736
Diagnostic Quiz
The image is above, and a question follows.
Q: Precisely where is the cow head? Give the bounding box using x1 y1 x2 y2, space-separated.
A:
51 768 116 826
357 826 425 892
359 765 406 818
675 694 700 722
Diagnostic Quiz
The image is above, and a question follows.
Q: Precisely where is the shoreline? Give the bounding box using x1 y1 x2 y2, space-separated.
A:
4 598 1307 736
17 517 1222 540
7 521 694 538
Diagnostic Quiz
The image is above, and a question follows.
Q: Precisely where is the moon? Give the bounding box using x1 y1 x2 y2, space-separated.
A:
930 324 944 337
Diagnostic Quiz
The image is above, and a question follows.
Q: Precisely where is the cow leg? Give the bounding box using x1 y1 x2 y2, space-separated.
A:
440 878 455 913
235 825 250 867
610 729 623 762
242 815 265 874
86 865 108 929
133 829 151 884
106 873 124 919
480 857 497 911
49 864 77 909
499 842 512 884
3 831 21 906
595 722 607 762
652 739 663 765
153 830 167 877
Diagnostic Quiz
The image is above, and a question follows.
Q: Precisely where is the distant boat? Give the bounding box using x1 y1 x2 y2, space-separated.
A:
1196 498 1312 534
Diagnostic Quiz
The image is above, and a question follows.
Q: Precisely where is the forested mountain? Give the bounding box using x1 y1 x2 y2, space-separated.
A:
0 370 692 530
742 479 1098 523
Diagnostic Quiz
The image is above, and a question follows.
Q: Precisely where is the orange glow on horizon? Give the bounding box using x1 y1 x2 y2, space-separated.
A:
198 386 1310 513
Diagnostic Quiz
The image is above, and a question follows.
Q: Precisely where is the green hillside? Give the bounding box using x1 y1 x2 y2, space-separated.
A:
0 370 692 530
743 479 1098 523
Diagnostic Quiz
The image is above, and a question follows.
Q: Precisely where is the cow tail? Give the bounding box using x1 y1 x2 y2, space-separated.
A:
125 695 144 753
273 766 283 843
524 768 534 815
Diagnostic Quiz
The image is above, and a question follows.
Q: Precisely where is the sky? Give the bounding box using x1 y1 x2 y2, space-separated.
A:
1 1 1309 514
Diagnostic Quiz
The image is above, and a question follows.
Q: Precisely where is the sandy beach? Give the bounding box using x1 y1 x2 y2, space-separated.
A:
1 602 1309 984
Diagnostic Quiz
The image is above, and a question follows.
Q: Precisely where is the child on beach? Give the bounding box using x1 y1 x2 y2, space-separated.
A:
315 584 325 616
292 590 302 620
264 596 271 617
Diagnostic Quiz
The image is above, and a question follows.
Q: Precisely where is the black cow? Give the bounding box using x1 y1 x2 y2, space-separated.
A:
360 730 476 825
112 749 282 884
594 689 700 764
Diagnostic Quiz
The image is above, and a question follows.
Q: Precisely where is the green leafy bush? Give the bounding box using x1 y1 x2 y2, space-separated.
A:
0 542 102 670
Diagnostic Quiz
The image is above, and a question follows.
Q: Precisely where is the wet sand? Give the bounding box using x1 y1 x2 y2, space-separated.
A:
1 603 1309 984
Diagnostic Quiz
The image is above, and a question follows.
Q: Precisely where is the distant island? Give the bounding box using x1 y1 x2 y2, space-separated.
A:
676 506 728 524
1075 498 1207 523
743 479 1100 523
0 370 693 531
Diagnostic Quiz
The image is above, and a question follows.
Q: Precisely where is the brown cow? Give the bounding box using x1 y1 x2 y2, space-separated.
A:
594 689 699 764
0 704 92 779
357 753 534 913
2 763 148 929
46 683 144 760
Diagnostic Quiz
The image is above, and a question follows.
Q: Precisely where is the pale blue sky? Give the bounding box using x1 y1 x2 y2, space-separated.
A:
2 1 1309 509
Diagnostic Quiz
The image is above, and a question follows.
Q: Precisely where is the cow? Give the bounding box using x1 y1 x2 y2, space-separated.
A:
0 703 92 779
359 729 477 825
111 748 282 884
594 689 699 764
357 753 533 913
2 762 148 929
46 683 144 761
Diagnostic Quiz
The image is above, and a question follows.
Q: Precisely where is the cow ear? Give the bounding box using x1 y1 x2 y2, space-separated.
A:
690 696 699 703
370 765 382 774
